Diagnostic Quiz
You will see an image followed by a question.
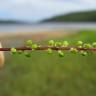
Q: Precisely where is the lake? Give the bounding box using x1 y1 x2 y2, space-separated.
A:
0 23 96 33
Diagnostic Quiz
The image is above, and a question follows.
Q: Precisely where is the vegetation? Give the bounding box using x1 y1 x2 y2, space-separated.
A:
0 30 96 96
42 10 96 22
0 20 27 24
8 40 96 57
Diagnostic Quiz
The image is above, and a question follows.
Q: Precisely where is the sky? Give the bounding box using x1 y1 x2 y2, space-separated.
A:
0 0 96 22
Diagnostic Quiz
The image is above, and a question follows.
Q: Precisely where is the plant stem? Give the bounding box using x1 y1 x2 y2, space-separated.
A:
0 46 96 51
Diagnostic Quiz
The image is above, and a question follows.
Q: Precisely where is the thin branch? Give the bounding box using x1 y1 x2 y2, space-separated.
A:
0 46 96 51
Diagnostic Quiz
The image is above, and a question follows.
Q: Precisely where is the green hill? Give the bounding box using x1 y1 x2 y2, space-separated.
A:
0 20 27 24
42 10 96 22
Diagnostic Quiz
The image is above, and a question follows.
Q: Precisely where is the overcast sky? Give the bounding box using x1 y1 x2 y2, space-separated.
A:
0 0 96 22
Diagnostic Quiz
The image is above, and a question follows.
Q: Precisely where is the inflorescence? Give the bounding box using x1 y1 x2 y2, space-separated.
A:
1 40 96 57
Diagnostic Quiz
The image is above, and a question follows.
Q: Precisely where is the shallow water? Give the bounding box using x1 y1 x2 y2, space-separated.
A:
0 23 96 33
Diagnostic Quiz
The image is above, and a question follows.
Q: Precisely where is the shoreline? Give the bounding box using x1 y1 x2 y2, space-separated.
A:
0 29 77 38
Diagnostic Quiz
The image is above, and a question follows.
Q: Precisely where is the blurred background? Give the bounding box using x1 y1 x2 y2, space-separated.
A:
0 0 96 96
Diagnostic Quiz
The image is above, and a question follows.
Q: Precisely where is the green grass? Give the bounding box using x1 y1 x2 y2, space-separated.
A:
0 30 96 96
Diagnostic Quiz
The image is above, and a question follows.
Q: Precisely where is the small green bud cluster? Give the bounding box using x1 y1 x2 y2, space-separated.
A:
58 50 64 57
31 44 38 50
83 43 92 48
47 48 53 54
10 40 96 58
10 40 39 57
55 42 62 46
76 41 93 49
10 48 17 54
48 40 69 47
48 40 54 46
70 48 78 54
76 41 83 46
26 40 33 47
63 41 69 47
92 42 96 48
76 41 83 48
80 51 88 56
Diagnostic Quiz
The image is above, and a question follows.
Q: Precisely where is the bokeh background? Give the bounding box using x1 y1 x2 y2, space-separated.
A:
0 0 96 96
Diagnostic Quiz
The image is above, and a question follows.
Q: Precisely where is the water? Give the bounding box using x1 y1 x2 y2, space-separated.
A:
0 23 96 34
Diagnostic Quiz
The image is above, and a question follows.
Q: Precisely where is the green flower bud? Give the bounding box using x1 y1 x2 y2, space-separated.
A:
78 46 82 48
24 51 31 57
48 40 54 46
70 47 78 54
55 42 62 46
31 44 38 49
62 41 69 47
47 48 52 54
92 42 96 48
83 43 92 48
26 40 33 47
58 50 64 57
76 41 83 46
80 51 88 56
10 48 17 54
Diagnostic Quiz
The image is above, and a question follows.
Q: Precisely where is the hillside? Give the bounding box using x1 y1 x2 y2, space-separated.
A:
0 20 28 24
42 10 96 22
